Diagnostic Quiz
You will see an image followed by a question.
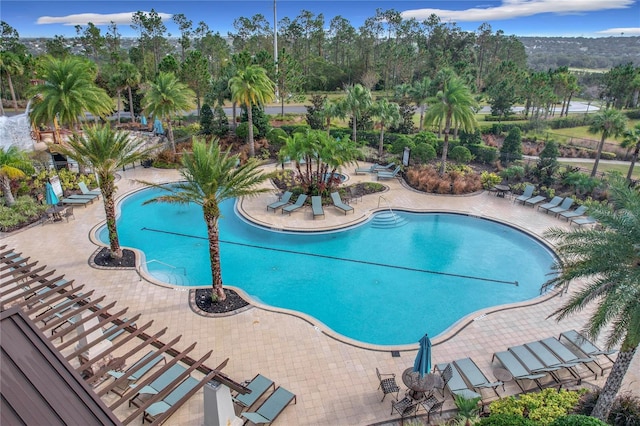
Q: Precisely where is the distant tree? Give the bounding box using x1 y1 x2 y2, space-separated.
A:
621 123 640 181
371 99 401 158
536 140 559 186
118 62 141 123
501 127 523 163
342 84 372 143
0 51 24 111
305 94 326 130
45 35 71 58
212 105 230 138
181 50 210 115
409 77 431 132
158 55 180 74
199 103 214 135
0 146 34 206
587 109 627 177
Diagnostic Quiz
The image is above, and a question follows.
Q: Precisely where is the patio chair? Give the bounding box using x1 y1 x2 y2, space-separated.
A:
375 367 400 402
267 191 293 212
419 395 444 423
108 351 166 396
524 195 546 208
233 374 276 409
61 196 94 208
78 181 101 197
571 216 597 227
540 337 598 380
548 198 574 216
559 330 617 376
355 164 378 175
435 363 481 400
143 375 201 423
240 385 297 425
513 185 535 204
373 162 396 171
330 192 354 215
491 350 547 392
538 196 564 213
453 357 503 397
391 396 420 423
558 205 587 221
377 166 402 180
61 206 75 222
282 194 307 215
129 364 187 408
524 341 581 385
434 363 452 397
311 196 325 219
65 192 99 201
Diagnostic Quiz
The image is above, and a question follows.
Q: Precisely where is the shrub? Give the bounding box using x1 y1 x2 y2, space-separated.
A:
481 171 502 189
575 391 640 426
449 145 473 163
478 413 537 426
199 103 214 135
550 415 608 426
0 195 46 232
489 389 585 426
411 143 437 163
500 165 525 182
235 122 259 142
501 127 523 163
468 144 498 164
266 128 288 150
390 135 415 155
413 131 438 146
212 105 230 137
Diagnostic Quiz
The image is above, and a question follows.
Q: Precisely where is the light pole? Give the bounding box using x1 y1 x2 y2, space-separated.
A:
273 0 279 101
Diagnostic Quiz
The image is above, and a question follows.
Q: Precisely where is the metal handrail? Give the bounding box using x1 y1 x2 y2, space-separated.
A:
137 259 187 282
377 196 398 224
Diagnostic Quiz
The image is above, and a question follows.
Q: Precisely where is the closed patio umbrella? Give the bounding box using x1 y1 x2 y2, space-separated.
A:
153 118 164 135
140 115 147 126
413 333 432 378
45 182 59 206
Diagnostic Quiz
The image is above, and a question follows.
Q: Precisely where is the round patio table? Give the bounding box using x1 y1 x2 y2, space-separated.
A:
402 368 443 400
493 184 511 198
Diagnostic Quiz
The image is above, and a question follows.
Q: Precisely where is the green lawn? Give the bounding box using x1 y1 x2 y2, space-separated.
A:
558 160 639 180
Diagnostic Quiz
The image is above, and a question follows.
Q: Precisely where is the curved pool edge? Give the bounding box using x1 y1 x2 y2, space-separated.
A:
90 178 563 351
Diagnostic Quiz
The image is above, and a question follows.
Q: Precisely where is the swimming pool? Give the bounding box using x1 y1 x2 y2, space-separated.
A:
98 186 557 346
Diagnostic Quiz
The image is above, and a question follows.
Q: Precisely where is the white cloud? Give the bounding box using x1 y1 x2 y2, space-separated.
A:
37 11 172 26
400 0 634 22
597 27 640 35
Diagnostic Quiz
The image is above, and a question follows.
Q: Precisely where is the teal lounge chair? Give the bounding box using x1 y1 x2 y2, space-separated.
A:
311 196 324 219
491 350 547 392
267 191 293 212
241 386 297 425
330 192 354 215
354 164 377 174
571 216 597 227
538 196 563 213
78 181 101 197
514 185 534 204
454 357 503 397
559 330 617 376
373 162 395 171
540 337 598 379
377 166 401 180
549 198 574 216
233 374 275 409
108 351 166 396
524 341 581 385
282 194 307 215
129 364 187 408
435 362 481 400
524 195 546 207
558 205 587 221
143 376 200 423
61 196 94 208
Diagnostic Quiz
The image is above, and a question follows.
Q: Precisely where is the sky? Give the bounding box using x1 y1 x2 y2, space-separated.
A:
2 0 640 39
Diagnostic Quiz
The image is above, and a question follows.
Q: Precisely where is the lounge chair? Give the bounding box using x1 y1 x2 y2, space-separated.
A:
267 191 293 212
571 216 597 227
453 357 503 397
523 341 581 385
355 164 378 175
558 205 587 221
129 364 187 408
241 386 297 425
282 194 307 215
523 195 546 208
143 375 200 423
330 192 354 215
559 330 616 376
491 350 547 392
108 351 166 396
233 374 275 409
513 185 535 204
78 181 101 197
375 367 400 402
538 196 564 213
61 196 94 208
435 363 481 400
311 196 324 219
65 192 99 201
540 337 598 379
548 198 574 216
373 162 395 171
377 166 401 180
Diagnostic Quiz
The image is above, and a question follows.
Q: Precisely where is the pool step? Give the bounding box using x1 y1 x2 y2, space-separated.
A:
371 211 407 228
150 270 191 286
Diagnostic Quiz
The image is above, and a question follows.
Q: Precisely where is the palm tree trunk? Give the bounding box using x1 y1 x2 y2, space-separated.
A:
167 119 176 154
1 176 16 206
7 72 18 112
378 126 385 159
127 86 135 125
626 143 639 181
116 90 122 124
419 105 425 132
592 346 637 421
205 214 226 301
591 133 607 177
232 102 237 131
102 180 122 259
439 116 452 176
352 116 357 143
248 106 255 157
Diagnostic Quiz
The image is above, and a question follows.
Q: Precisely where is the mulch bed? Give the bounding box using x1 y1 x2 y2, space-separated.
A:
194 288 250 314
93 247 137 268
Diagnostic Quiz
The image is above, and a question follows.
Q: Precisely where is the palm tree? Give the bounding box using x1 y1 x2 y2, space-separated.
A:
410 76 431 132
142 71 195 154
0 51 24 112
119 62 141 123
58 124 152 258
142 139 268 301
587 108 627 177
342 84 372 143
423 75 477 175
371 98 401 158
28 56 113 141
543 175 640 421
0 146 34 206
229 65 276 157
621 123 640 181
319 98 345 137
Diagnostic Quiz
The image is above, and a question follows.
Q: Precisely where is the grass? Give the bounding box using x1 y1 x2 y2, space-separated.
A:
558 160 639 180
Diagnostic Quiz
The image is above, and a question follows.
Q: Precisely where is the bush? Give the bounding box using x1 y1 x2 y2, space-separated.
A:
468 144 498 164
481 171 502 189
550 415 608 426
235 122 259 141
413 131 438 146
489 388 585 425
411 143 437 163
500 165 525 182
0 195 47 232
478 413 538 426
449 145 473 163
501 127 523 163
576 391 640 426
390 135 415 155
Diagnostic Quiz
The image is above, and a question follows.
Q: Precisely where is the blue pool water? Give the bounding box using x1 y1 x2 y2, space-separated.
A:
99 186 556 346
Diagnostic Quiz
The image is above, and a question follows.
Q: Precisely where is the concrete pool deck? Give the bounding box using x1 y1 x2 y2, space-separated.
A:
3 162 638 425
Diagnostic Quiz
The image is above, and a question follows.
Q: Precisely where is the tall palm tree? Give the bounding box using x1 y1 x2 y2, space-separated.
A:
621 123 640 182
320 98 345 137
543 175 640 422
57 124 152 258
371 98 401 158
423 75 477 175
0 146 34 206
142 71 195 154
28 56 113 141
410 76 431 132
119 62 141 123
0 51 24 112
342 84 372 143
142 139 268 300
587 108 627 177
229 65 276 157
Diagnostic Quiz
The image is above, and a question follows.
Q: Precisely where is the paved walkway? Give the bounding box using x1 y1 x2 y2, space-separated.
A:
3 162 638 425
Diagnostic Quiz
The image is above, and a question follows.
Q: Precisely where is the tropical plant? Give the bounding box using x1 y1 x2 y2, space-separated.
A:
501 127 523 163
423 74 477 175
543 174 640 421
342 83 372 143
229 64 276 157
0 146 34 206
199 103 214 135
409 76 432 132
141 139 268 300
142 71 195 154
489 388 584 425
587 108 627 177
119 62 141 122
57 124 152 258
536 140 560 186
0 51 24 111
452 394 481 426
621 123 640 182
549 415 608 426
371 98 401 158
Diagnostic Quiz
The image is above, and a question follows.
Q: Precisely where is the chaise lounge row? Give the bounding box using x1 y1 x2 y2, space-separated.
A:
266 191 354 218
513 185 597 226
232 373 297 425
